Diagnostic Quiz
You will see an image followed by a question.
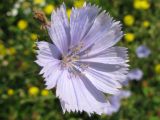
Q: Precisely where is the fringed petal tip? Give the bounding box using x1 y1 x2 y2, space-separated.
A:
60 98 111 116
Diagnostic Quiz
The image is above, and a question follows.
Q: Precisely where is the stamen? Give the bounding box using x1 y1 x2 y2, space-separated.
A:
80 64 89 71
84 47 92 57
71 55 80 61
68 67 85 78
69 42 84 54
60 41 89 77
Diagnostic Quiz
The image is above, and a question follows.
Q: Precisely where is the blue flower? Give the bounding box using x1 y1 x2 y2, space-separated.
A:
107 90 131 115
127 68 143 81
136 45 151 58
35 3 129 115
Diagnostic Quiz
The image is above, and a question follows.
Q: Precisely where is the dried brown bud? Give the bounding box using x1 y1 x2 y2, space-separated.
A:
33 10 51 30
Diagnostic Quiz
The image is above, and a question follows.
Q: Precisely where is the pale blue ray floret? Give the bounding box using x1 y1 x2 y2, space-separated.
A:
35 3 129 115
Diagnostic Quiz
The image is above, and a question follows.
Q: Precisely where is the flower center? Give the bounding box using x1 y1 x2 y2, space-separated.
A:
61 55 79 67
60 42 89 76
61 42 84 67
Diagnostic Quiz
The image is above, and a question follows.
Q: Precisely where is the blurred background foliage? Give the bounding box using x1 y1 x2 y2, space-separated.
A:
0 0 160 120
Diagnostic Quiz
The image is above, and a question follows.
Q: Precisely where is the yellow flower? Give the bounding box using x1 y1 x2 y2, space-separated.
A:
134 1 141 9
24 50 30 55
155 64 160 74
44 4 55 15
142 20 150 28
67 9 72 18
28 86 39 96
17 20 28 30
74 0 84 8
31 33 38 41
7 47 16 55
34 0 45 5
0 44 4 49
41 89 49 96
124 33 135 42
123 15 135 26
7 89 14 96
134 0 150 10
141 1 150 10
22 2 31 9
20 62 29 70
0 44 6 56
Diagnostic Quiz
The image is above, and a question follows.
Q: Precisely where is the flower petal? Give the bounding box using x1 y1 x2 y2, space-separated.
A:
35 41 60 67
83 67 121 95
107 90 131 115
45 63 62 89
80 47 128 65
70 3 100 47
56 70 79 112
76 61 128 84
48 4 70 55
36 41 61 58
80 11 123 53
56 69 110 115
77 47 129 85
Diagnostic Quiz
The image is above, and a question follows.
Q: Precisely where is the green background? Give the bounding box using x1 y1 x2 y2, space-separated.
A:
0 0 160 120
